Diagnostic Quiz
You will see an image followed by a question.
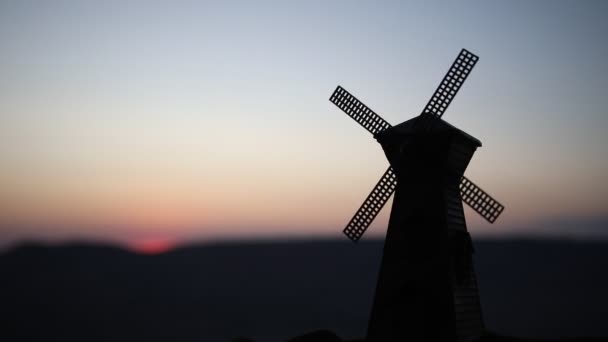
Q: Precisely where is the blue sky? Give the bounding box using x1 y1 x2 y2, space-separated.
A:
1 1 607 248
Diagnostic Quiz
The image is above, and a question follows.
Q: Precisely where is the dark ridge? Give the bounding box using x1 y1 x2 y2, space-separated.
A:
1 238 607 341
1 240 132 256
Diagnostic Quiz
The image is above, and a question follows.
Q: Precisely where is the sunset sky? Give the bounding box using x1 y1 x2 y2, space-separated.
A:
1 1 607 250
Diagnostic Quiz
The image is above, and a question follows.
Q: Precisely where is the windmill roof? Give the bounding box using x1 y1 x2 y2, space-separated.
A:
390 114 482 147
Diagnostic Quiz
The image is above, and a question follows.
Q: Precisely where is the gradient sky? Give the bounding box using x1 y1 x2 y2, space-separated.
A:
1 1 607 249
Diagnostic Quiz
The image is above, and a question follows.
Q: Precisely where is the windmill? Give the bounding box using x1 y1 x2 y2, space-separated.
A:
329 49 504 341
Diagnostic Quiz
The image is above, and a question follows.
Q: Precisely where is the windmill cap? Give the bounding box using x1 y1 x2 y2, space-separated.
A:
377 113 482 147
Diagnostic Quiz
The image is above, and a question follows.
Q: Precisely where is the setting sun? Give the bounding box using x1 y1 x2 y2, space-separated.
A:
128 238 175 255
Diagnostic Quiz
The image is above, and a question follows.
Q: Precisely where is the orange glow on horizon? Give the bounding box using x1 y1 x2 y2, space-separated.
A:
128 238 175 255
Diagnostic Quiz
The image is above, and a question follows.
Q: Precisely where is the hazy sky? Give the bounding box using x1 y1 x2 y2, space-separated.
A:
1 1 607 249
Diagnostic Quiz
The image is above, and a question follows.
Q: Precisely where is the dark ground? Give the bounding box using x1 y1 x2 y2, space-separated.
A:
1 238 607 341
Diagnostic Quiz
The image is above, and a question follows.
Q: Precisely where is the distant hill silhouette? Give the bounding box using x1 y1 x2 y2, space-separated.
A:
1 239 608 342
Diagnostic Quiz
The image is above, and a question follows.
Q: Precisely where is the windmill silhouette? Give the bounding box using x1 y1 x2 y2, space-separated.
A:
329 49 504 341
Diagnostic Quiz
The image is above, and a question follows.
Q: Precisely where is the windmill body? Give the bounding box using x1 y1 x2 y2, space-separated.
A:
328 49 505 342
368 115 484 341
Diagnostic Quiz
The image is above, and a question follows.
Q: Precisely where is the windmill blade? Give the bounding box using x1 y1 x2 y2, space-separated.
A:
330 85 392 135
418 49 479 131
460 176 504 223
344 167 397 242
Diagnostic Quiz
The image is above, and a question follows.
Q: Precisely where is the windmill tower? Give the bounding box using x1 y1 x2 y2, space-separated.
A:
329 49 504 341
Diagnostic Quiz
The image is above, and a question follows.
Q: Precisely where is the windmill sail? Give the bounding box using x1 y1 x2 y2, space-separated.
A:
460 176 504 223
418 49 479 132
343 167 397 242
330 86 392 135
423 49 479 118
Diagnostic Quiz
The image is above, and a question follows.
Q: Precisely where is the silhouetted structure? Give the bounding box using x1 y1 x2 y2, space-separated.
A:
329 49 505 341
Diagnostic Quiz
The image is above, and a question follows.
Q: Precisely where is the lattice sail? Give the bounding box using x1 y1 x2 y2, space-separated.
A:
343 167 397 242
421 49 479 122
330 86 392 135
460 176 504 223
